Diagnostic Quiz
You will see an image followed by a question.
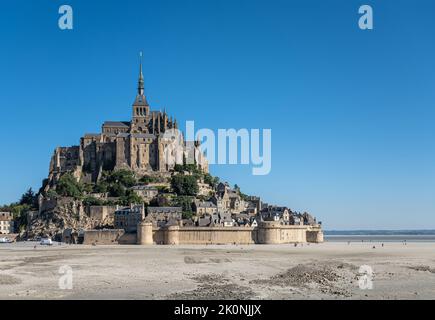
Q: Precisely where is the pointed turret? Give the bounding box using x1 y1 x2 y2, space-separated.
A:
138 56 145 96
133 52 149 107
132 52 149 130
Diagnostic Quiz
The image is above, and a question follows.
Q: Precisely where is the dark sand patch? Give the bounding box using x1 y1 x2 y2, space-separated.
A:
168 273 255 300
253 262 356 297
408 265 435 273
184 256 231 264
0 274 22 285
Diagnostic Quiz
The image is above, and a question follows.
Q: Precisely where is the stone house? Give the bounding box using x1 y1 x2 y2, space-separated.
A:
260 206 290 223
220 212 234 227
233 213 250 226
290 214 303 225
245 196 262 213
244 202 258 216
198 215 214 227
0 212 14 234
146 207 182 225
114 204 145 232
212 182 246 214
197 181 213 197
193 200 217 216
197 212 234 227
302 212 317 225
88 205 118 222
130 185 158 202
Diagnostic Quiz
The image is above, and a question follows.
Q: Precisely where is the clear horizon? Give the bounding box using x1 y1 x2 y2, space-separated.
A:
1 0 434 230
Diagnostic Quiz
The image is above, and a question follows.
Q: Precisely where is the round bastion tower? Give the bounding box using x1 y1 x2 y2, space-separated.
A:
257 221 282 244
137 221 153 245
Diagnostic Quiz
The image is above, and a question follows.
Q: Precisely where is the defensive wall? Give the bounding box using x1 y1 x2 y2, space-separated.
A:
83 221 323 245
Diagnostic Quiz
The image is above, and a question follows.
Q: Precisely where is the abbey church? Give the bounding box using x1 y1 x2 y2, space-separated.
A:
46 60 208 188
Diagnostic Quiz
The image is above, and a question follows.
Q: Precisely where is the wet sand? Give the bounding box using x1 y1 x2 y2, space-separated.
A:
0 242 434 299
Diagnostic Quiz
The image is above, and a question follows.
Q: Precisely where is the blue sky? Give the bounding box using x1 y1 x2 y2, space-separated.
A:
0 0 434 229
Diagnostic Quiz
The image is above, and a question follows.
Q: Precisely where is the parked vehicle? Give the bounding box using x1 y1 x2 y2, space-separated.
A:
40 238 53 246
0 237 12 243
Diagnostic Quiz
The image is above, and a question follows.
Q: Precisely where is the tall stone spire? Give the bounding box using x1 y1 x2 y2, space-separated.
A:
138 52 145 96
132 52 149 124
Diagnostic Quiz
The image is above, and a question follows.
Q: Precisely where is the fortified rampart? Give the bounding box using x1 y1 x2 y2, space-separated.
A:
83 221 323 245
83 222 323 245
137 221 323 245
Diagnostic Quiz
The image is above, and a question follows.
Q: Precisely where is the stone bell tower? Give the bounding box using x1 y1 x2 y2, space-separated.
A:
131 52 149 133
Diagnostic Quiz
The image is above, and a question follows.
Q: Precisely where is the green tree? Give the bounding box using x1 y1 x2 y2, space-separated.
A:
108 183 126 197
83 196 104 206
82 183 94 194
94 181 108 193
19 188 37 207
139 175 157 184
174 164 184 173
171 175 199 196
105 169 136 188
56 173 83 198
46 189 58 198
172 196 194 217
119 190 144 206
182 211 194 219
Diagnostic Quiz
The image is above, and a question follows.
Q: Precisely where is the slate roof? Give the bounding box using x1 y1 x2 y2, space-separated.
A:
195 201 217 208
148 207 182 214
83 133 100 138
103 121 130 128
131 185 158 191
131 133 156 139
133 94 149 106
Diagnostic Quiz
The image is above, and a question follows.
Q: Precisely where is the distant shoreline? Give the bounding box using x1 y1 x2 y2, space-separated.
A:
324 230 435 235
324 230 435 242
325 235 435 242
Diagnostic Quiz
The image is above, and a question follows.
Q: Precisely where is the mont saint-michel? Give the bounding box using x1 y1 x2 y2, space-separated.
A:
2 0 435 304
0 61 323 246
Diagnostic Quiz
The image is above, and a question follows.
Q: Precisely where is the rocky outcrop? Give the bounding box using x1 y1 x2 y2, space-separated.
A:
23 197 111 241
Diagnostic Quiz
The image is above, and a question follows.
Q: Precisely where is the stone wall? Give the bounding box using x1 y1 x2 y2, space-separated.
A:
88 205 118 222
83 222 323 246
83 229 125 245
138 221 323 245
306 229 324 243
176 227 255 245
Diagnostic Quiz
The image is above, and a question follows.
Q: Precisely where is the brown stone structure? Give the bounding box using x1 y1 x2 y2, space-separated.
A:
45 58 208 189
137 221 323 245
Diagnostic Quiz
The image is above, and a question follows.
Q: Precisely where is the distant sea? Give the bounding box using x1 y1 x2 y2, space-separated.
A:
324 230 435 242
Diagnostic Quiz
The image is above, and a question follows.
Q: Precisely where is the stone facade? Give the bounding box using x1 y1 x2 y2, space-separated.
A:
87 222 323 246
212 182 247 214
146 207 182 226
135 221 323 245
130 185 158 202
0 212 14 234
114 204 145 233
193 200 218 216
88 205 118 222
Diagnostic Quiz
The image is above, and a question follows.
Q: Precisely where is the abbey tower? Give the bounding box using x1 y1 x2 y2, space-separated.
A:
45 58 208 190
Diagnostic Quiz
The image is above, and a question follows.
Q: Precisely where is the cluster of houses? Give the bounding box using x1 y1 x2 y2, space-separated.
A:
103 182 320 233
2 181 320 238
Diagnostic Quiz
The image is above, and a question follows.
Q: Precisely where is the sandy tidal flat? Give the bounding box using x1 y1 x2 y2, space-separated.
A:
0 242 434 300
